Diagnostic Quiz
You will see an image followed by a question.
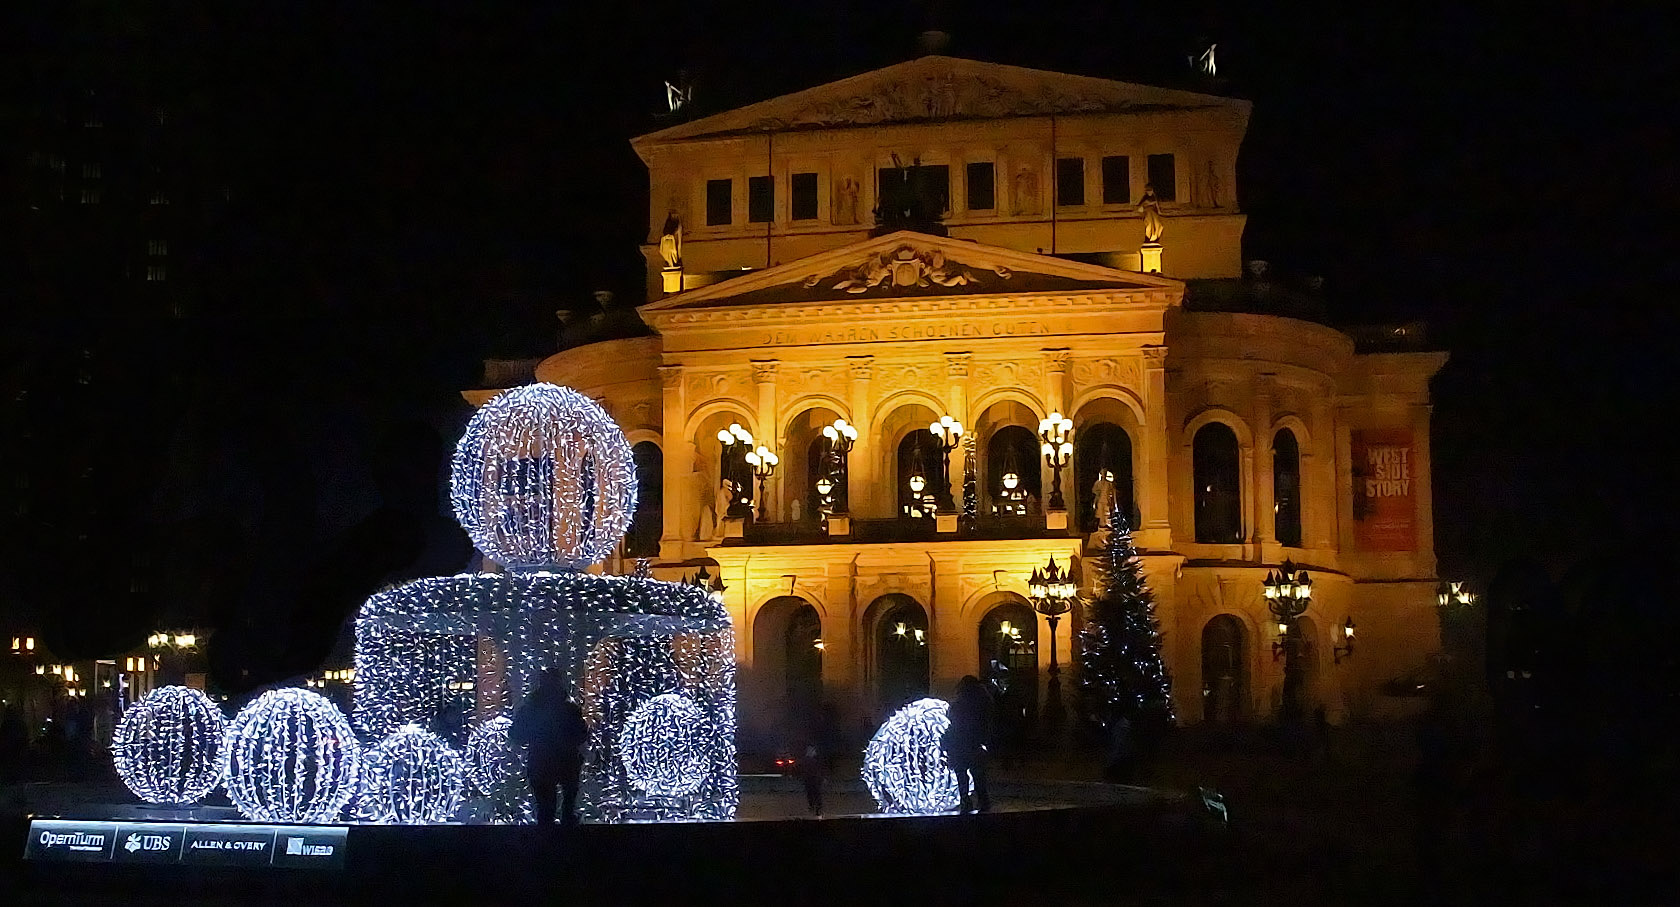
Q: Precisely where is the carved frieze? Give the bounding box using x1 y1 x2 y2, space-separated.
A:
685 372 739 400
848 357 875 381
750 360 780 385
1071 356 1143 390
971 359 1044 389
946 352 972 379
802 244 1012 296
780 365 847 398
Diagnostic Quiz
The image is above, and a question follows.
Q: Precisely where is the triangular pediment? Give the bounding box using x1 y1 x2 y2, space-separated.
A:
635 56 1248 145
640 231 1181 314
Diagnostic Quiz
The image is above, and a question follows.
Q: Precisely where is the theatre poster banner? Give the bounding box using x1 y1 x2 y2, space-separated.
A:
1352 429 1416 551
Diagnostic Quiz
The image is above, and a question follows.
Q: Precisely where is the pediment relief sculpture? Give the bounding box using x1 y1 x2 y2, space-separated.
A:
749 73 1154 132
803 245 1012 295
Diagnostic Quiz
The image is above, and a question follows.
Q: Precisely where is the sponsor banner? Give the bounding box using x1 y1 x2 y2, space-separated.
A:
1351 428 1417 552
25 820 346 870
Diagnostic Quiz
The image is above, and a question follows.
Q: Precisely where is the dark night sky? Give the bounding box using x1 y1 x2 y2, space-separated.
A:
5 1 1676 674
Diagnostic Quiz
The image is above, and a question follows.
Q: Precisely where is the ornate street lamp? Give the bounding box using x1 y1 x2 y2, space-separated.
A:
1262 559 1312 723
821 417 858 514
716 423 755 519
929 416 963 510
1028 556 1080 722
1039 412 1074 511
686 564 727 603
905 445 934 518
744 444 779 521
1332 617 1356 665
1436 581 1473 609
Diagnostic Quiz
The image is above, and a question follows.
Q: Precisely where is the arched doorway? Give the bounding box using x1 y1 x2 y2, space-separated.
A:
868 594 930 711
896 431 940 519
978 601 1039 740
751 596 823 746
625 441 663 557
1201 615 1248 723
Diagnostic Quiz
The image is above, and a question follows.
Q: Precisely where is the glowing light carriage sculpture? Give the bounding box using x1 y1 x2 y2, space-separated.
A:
353 384 738 822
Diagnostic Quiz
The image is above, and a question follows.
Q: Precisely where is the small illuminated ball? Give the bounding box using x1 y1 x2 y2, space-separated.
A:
465 716 532 822
450 383 636 570
360 725 466 825
112 686 226 805
863 698 960 814
221 688 361 824
620 693 709 798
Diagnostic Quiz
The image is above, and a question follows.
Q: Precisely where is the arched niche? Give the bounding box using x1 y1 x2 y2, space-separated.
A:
1192 422 1243 544
784 405 845 523
974 399 1042 519
624 441 663 557
1072 396 1143 533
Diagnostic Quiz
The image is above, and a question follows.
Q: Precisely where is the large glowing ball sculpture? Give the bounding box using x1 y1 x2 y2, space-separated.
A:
221 688 361 824
464 716 532 822
620 692 710 798
449 383 636 571
863 698 961 814
112 686 226 806
359 724 466 825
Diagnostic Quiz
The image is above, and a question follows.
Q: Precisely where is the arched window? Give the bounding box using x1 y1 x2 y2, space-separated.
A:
985 426 1041 517
1201 615 1248 723
872 594 930 709
805 436 838 522
1193 422 1243 544
1075 422 1135 532
896 430 938 519
978 602 1038 731
624 442 663 557
1272 429 1302 547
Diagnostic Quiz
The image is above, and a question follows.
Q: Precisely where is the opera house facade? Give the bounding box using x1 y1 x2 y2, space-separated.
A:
473 56 1446 747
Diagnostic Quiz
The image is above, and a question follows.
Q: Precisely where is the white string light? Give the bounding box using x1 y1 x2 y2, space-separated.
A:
620 692 710 798
464 715 533 823
358 724 466 825
221 688 362 824
112 686 226 806
449 383 637 571
862 698 960 814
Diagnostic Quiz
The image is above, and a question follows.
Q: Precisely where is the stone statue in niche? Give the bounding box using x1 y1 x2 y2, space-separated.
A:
1092 469 1117 530
1205 161 1222 208
1137 183 1164 243
1013 165 1040 215
659 211 682 269
834 176 861 226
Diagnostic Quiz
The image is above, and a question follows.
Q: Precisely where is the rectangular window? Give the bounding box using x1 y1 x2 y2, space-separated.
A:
82 164 101 179
748 175 774 223
877 164 950 217
1147 153 1176 201
150 191 170 206
790 172 819 221
1055 158 1085 206
705 178 732 226
148 240 168 256
965 161 995 211
1101 155 1130 205
146 265 167 282
80 189 100 205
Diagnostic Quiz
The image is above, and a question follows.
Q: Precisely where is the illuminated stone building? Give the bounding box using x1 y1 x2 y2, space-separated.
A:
480 57 1446 745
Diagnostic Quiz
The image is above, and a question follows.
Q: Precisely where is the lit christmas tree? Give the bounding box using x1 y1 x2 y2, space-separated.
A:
1079 499 1174 728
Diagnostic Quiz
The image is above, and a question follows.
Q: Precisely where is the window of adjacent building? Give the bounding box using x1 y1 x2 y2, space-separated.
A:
1101 155 1130 205
748 175 774 223
1055 157 1085 206
790 172 819 221
965 161 995 211
147 239 167 257
1193 422 1242 544
1147 153 1176 201
1273 429 1303 547
80 189 100 205
82 164 101 179
146 265 167 282
150 191 170 206
877 164 950 217
705 178 732 226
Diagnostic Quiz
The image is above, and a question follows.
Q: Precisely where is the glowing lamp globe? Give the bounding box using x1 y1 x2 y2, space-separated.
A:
620 693 709 798
451 383 636 570
465 715 532 822
112 686 226 806
862 698 960 814
360 724 466 825
221 688 361 824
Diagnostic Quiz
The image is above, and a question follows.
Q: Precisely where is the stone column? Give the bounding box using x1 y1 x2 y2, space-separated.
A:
658 365 689 557
823 559 862 721
1139 346 1171 547
847 356 875 518
1254 373 1277 557
929 559 964 697
751 360 779 520
1309 395 1337 550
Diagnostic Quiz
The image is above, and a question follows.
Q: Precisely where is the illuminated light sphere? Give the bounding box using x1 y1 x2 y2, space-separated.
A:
620 692 710 798
221 688 361 824
450 383 636 570
862 698 960 814
112 686 226 805
465 716 532 822
360 724 466 825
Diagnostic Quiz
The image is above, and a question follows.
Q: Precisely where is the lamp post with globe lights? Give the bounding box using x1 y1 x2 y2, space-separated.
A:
928 416 963 511
744 445 779 521
1039 412 1074 512
1028 557 1080 724
1262 560 1312 724
716 423 755 519
821 418 858 512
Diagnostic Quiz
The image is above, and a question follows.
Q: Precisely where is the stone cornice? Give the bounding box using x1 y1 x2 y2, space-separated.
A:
646 288 1178 330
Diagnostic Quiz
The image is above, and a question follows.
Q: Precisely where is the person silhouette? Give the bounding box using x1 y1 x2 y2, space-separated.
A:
511 668 589 826
943 675 995 813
